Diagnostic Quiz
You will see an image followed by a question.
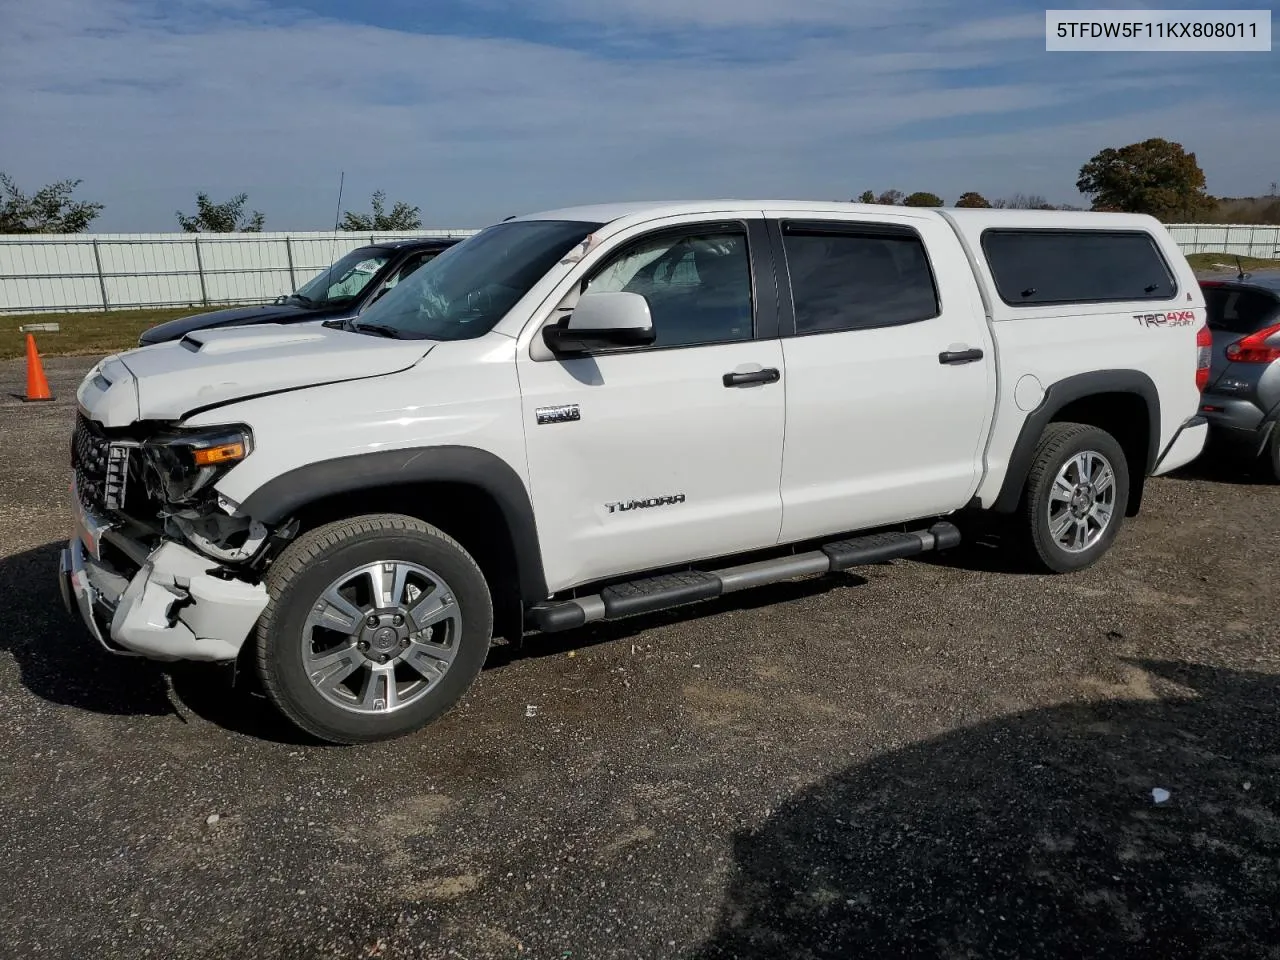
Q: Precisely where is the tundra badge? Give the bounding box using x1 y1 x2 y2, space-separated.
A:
605 494 686 514
536 403 581 425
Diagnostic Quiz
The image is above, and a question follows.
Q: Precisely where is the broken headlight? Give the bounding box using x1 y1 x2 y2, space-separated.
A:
140 425 253 505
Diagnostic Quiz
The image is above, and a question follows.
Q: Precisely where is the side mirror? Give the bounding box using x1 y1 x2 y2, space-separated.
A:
542 291 655 355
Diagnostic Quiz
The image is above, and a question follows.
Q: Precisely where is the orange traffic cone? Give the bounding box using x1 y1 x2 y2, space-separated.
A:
23 333 53 402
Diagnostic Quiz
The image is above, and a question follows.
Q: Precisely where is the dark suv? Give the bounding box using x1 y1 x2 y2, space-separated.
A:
1199 272 1280 479
138 237 462 345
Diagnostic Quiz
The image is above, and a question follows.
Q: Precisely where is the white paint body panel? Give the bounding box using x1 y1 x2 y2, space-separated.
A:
513 208 784 591
118 324 435 422
191 336 530 514
1153 420 1208 475
76 356 142 427
938 209 1207 507
518 340 786 590
764 208 996 541
68 200 1209 607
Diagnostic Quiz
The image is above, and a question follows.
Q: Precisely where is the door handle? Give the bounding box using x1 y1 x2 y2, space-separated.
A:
938 348 984 365
723 367 781 387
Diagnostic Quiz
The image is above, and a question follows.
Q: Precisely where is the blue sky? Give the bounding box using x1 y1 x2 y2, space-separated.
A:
3 0 1276 231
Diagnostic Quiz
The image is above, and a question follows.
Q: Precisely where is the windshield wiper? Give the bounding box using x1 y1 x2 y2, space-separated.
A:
350 322 403 339
288 293 316 306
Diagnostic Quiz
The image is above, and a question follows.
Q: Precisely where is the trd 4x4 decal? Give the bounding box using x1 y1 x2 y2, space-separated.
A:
1135 310 1196 328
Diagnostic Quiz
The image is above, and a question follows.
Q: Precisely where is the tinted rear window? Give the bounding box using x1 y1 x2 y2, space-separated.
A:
981 229 1177 306
1202 286 1280 334
781 224 940 334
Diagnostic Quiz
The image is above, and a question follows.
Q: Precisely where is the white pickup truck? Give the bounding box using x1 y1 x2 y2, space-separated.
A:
61 201 1211 743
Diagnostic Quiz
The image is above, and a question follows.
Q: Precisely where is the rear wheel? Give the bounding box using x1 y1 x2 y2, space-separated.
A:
1019 423 1130 573
254 514 493 744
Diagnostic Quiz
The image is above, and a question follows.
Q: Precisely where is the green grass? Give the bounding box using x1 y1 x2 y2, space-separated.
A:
1 307 204 361
1186 252 1280 273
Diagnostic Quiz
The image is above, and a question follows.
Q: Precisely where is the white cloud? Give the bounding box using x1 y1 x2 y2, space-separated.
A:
928 12 1047 46
0 0 1273 230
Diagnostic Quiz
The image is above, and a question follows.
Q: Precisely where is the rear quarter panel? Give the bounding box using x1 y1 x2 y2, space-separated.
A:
942 212 1205 504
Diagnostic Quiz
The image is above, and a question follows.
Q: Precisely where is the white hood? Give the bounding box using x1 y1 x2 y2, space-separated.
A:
77 324 435 426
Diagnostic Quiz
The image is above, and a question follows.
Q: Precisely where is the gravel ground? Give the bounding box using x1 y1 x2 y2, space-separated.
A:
1 356 1278 959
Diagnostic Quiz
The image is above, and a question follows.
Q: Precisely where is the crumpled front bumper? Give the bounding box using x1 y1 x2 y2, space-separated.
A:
59 510 269 663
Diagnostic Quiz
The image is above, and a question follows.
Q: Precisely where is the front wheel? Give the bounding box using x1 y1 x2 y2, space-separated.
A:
1019 423 1130 573
254 514 493 744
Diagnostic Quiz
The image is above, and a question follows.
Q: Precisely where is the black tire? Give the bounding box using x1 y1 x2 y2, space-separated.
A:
1019 422 1130 574
254 514 493 744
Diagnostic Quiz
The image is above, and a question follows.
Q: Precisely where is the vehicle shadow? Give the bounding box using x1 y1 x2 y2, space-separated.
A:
0 542 174 717
694 659 1280 958
1166 448 1276 486
2 540 867 740
487 571 868 668
0 541 312 744
908 512 1039 576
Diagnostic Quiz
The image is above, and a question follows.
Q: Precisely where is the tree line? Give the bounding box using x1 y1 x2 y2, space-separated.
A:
2 138 1276 233
853 189 1079 210
0 182 424 234
854 139 1276 221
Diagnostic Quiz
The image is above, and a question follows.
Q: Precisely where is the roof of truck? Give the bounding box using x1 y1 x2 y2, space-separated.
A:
513 200 1163 231
514 201 754 223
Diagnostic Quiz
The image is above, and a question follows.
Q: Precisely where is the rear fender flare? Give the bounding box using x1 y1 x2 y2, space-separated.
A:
991 369 1160 514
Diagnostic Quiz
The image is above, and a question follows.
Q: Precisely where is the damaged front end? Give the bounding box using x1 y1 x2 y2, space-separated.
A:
60 412 280 662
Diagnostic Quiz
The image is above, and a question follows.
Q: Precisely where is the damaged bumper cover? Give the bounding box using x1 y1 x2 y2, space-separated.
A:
60 529 268 663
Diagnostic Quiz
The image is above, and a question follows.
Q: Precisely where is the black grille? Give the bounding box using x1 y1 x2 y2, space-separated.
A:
72 413 130 513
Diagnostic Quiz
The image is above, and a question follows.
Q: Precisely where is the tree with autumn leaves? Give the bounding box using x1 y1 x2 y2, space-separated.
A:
1076 138 1215 220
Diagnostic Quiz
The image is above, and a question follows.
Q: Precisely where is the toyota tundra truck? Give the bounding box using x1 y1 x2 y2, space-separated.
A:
60 201 1211 743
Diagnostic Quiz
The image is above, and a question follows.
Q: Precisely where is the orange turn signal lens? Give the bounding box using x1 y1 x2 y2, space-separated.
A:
193 442 246 467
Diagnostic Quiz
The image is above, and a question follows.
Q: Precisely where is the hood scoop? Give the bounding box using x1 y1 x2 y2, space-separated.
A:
180 325 328 354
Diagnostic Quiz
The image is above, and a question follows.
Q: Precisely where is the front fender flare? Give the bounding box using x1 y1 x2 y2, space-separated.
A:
237 446 548 600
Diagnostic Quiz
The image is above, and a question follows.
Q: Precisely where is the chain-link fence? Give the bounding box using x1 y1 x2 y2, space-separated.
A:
0 229 478 314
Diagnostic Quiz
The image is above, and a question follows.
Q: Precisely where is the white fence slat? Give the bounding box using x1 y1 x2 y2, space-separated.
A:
1165 223 1280 258
0 229 478 313
3 223 1278 315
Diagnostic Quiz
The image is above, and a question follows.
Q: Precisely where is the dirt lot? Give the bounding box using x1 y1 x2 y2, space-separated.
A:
2 356 1278 959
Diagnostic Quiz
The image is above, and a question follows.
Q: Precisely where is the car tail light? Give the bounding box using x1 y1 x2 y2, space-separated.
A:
1195 324 1212 391
1225 322 1280 364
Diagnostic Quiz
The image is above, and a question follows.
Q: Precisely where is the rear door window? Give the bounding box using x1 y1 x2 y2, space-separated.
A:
981 230 1177 306
1202 286 1280 334
780 223 940 334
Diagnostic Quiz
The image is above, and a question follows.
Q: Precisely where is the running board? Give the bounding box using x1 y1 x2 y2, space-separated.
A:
528 521 960 632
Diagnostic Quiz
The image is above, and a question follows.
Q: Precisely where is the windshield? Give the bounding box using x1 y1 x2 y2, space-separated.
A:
352 220 601 340
293 248 391 305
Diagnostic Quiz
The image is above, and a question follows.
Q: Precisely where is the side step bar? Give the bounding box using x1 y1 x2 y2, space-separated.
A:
528 521 960 632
